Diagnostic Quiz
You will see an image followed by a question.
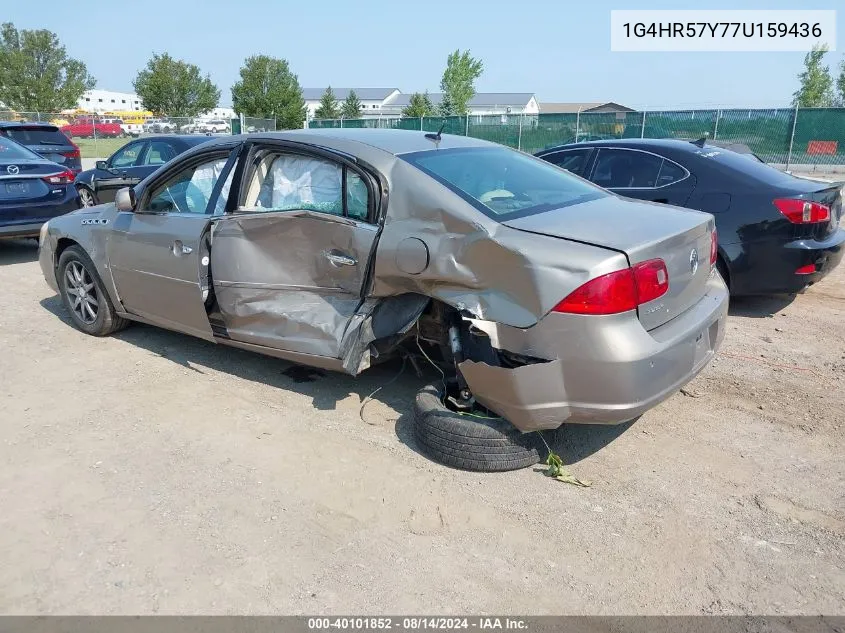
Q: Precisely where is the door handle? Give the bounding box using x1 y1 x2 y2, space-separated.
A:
323 251 356 266
172 240 192 256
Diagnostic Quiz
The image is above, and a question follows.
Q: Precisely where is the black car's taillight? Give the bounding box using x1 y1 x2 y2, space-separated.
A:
773 198 831 224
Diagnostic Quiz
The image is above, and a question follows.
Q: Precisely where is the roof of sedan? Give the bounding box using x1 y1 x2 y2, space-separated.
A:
237 128 496 155
539 138 710 153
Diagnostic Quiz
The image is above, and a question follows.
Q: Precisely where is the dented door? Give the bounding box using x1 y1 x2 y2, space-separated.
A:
209 211 378 357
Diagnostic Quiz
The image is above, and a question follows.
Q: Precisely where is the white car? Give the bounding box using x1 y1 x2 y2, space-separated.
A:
195 119 230 134
100 118 142 137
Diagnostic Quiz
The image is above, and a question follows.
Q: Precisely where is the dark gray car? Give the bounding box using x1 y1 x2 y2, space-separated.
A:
39 129 728 471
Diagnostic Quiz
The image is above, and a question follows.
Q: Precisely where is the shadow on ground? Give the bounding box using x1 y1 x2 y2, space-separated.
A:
0 239 39 265
728 294 796 318
40 293 636 471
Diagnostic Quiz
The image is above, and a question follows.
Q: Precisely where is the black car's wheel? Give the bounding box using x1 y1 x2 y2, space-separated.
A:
413 383 543 472
57 246 128 336
77 185 97 207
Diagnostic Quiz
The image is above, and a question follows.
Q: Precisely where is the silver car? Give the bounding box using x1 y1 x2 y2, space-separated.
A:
38 129 728 471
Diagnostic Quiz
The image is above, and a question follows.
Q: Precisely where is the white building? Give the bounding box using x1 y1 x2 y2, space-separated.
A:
303 88 400 119
304 89 539 119
380 93 539 117
78 89 144 112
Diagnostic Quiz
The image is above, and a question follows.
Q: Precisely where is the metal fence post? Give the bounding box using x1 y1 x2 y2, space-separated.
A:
420 116 423 131
518 113 523 151
641 110 646 138
713 109 721 140
340 116 343 128
576 107 581 140
465 114 469 136
786 105 799 171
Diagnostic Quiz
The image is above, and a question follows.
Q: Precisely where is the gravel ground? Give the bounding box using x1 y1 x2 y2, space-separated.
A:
0 238 843 615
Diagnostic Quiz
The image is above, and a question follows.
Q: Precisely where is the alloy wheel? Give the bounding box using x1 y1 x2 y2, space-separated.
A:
64 261 99 324
78 187 95 207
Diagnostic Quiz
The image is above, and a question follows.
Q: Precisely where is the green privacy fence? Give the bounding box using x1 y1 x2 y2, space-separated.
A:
309 108 845 167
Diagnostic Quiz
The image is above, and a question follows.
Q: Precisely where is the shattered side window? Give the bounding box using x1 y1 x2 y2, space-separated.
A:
346 171 369 221
146 157 228 214
241 154 343 216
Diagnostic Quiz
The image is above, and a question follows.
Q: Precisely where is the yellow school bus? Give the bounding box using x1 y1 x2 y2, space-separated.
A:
104 110 153 124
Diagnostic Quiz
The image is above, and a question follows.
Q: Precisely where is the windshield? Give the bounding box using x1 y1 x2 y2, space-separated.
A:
2 127 69 146
0 136 41 160
402 146 607 220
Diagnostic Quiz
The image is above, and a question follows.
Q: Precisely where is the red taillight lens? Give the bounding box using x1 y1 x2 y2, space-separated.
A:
42 169 75 185
795 264 816 275
633 258 670 304
710 229 718 267
774 198 831 224
553 258 669 315
61 148 80 160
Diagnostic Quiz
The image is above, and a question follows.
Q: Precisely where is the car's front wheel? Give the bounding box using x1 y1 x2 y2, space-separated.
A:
57 246 128 336
77 185 97 207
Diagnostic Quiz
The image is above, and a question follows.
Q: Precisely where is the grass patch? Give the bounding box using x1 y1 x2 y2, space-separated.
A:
74 137 126 160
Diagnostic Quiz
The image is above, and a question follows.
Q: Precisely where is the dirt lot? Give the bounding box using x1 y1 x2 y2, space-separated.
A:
0 238 843 615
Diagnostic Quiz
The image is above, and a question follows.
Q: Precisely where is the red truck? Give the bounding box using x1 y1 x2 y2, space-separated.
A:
60 121 123 139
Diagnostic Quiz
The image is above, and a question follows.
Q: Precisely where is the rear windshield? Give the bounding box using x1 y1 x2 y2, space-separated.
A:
693 146 795 184
402 146 606 220
2 126 69 146
0 136 41 160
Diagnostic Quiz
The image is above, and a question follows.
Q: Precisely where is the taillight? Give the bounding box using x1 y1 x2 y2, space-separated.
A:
553 258 669 315
61 147 80 160
710 228 718 267
774 198 831 224
42 169 75 185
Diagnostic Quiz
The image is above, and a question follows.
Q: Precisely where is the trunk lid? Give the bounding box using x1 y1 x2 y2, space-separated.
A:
503 196 715 330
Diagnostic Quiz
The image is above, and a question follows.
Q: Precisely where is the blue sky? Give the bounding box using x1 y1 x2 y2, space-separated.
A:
5 0 843 109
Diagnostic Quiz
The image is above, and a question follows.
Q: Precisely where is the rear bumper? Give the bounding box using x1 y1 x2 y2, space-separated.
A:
728 228 845 295
459 272 729 431
0 192 80 237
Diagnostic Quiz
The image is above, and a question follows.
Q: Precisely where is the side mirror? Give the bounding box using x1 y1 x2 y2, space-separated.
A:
96 160 108 171
115 187 136 212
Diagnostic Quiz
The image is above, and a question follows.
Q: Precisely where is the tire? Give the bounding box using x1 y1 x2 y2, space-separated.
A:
77 185 97 207
57 246 128 337
413 383 543 472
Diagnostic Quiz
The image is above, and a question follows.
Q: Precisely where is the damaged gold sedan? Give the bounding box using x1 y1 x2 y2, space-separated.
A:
39 129 728 471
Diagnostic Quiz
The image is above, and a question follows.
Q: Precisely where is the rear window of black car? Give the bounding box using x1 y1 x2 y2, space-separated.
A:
402 146 606 221
692 146 795 184
1 126 70 146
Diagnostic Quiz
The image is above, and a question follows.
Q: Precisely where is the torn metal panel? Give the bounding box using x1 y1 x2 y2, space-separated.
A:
458 359 570 432
337 294 430 374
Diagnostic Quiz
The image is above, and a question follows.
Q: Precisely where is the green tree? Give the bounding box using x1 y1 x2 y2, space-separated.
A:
341 90 363 119
440 49 483 115
837 60 845 106
133 53 220 117
0 22 95 112
438 92 454 117
402 92 434 117
231 55 306 130
314 86 340 119
792 44 834 107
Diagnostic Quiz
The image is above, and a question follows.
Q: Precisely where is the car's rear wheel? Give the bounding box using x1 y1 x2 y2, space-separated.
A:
413 383 543 472
57 246 128 337
77 185 97 207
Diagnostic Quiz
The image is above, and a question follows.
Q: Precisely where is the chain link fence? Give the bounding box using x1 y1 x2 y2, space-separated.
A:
310 107 845 169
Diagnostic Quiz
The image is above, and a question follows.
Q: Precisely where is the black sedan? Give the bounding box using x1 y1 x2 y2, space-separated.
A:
74 135 215 207
536 138 844 295
0 135 80 239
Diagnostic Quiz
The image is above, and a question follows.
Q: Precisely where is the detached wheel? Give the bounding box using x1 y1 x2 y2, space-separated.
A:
57 246 128 336
77 185 97 207
413 383 542 472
